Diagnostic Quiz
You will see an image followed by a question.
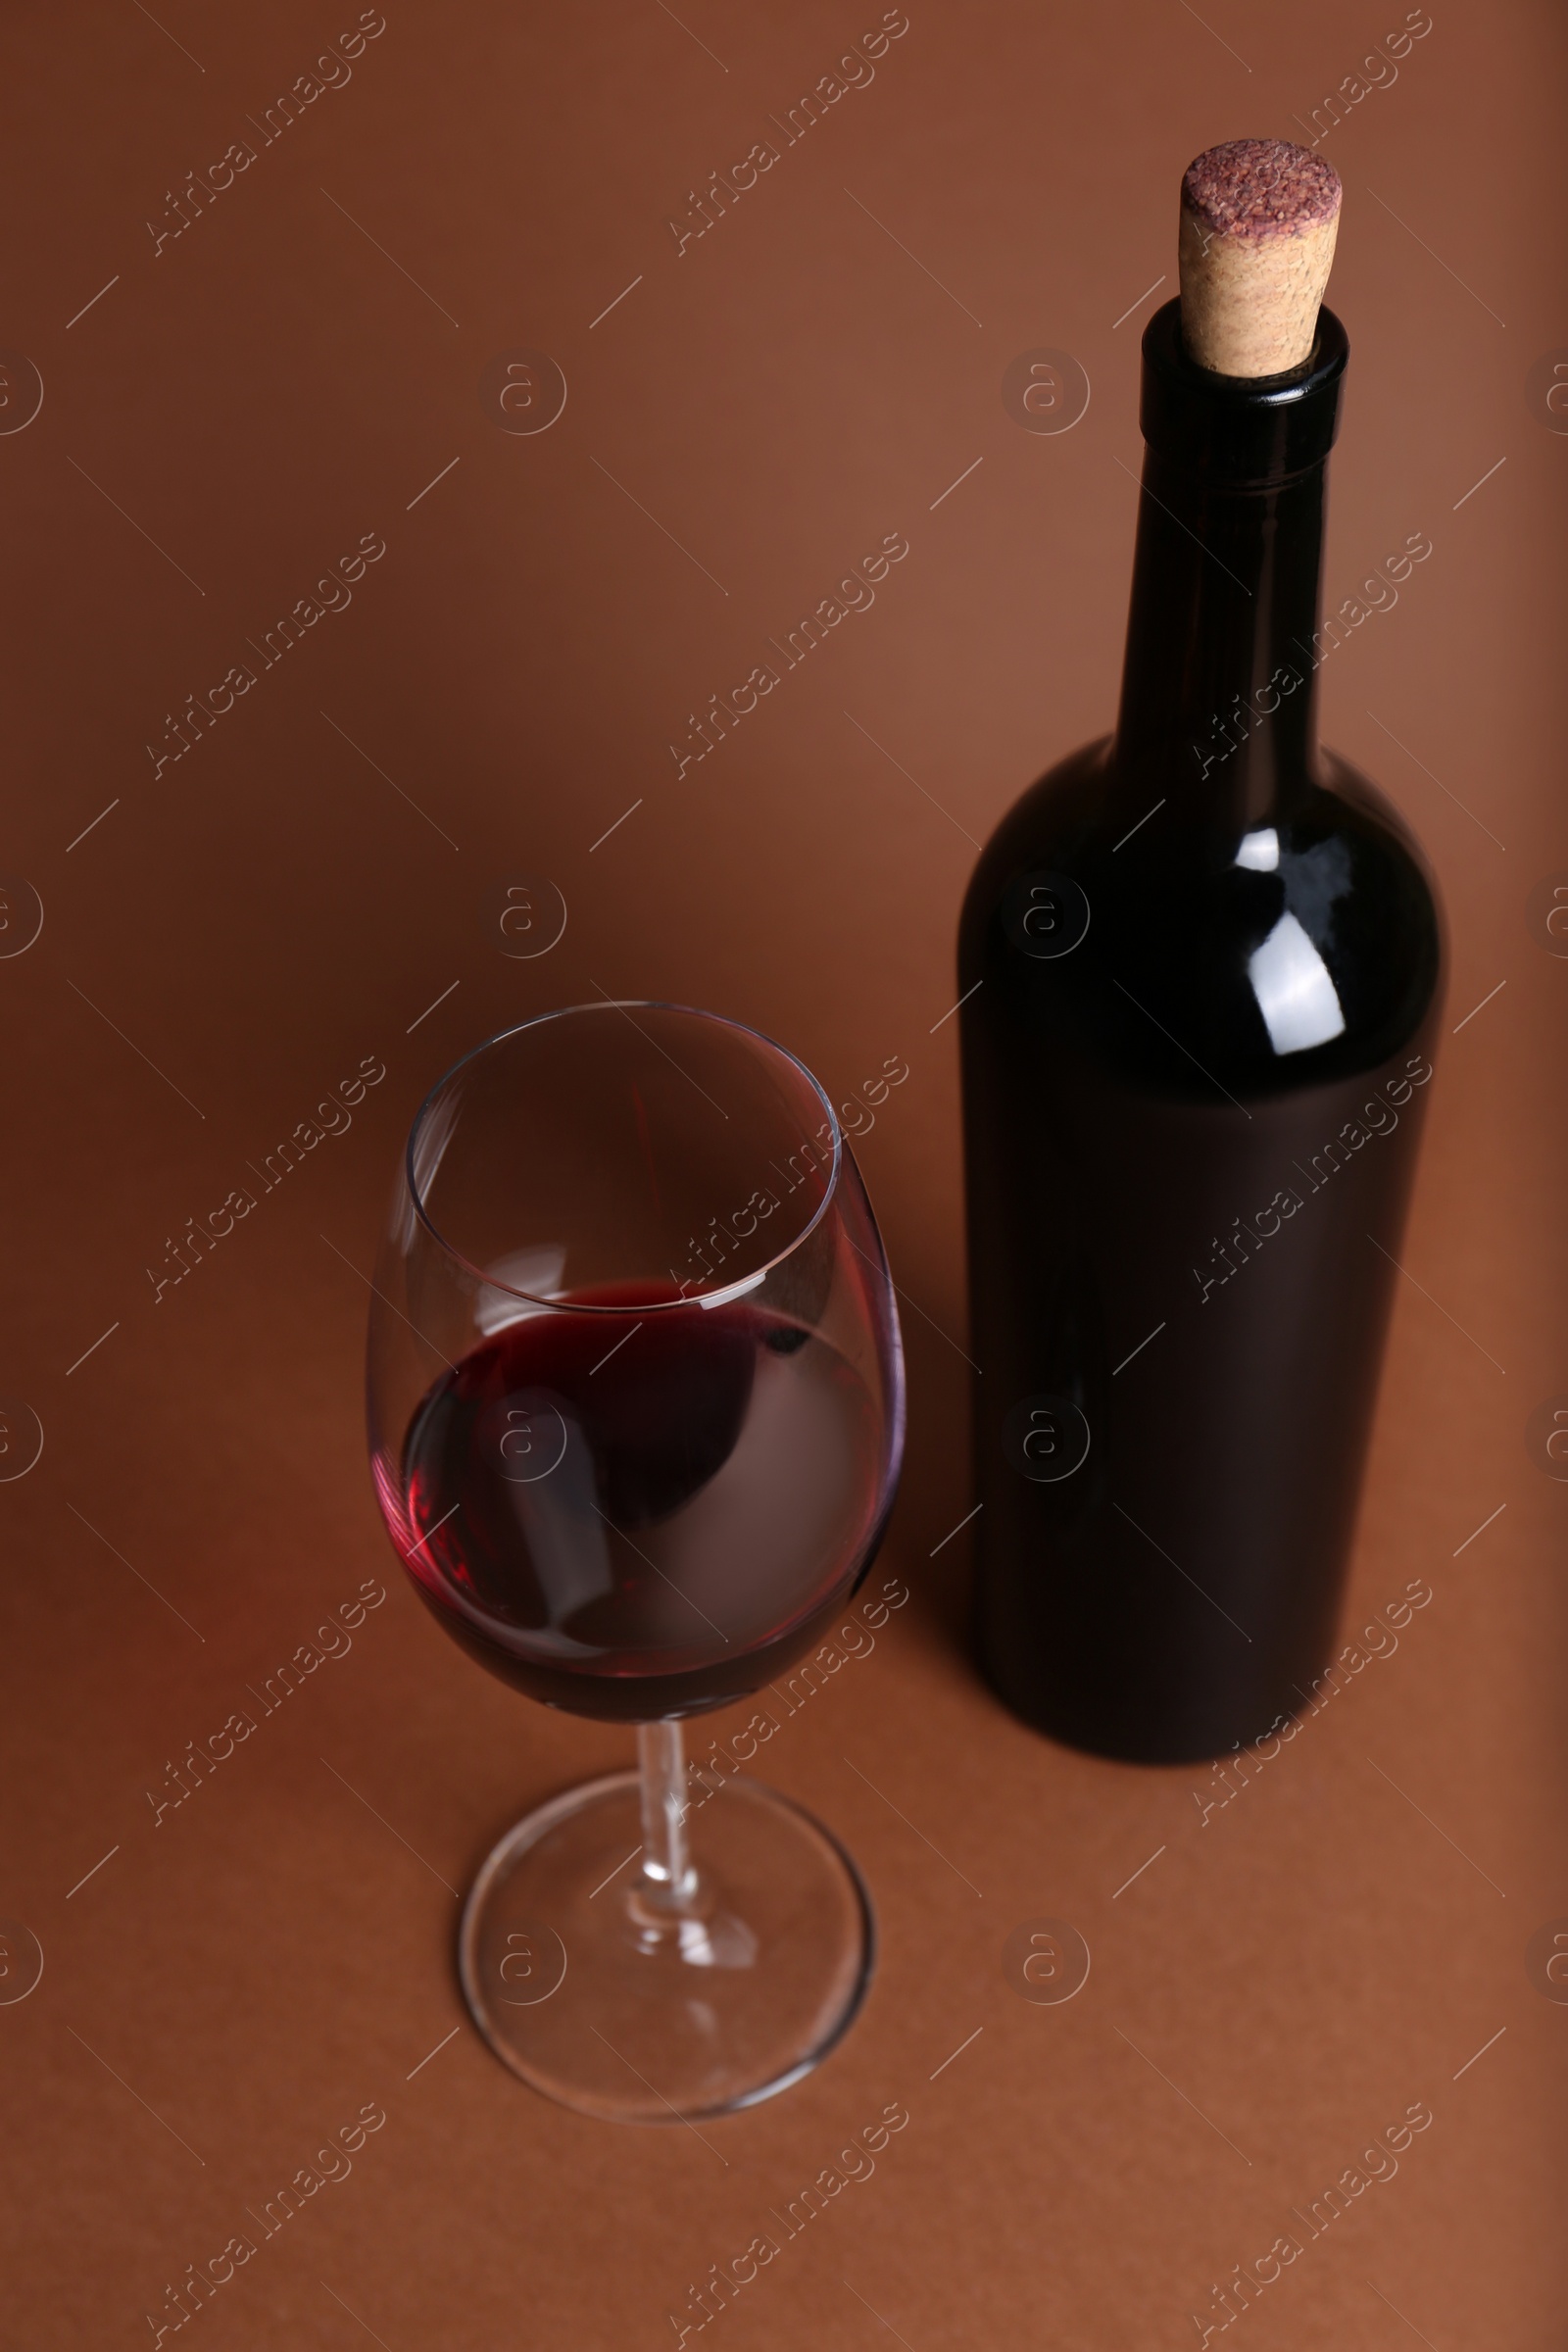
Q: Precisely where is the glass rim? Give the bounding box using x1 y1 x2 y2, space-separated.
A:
403 999 845 1315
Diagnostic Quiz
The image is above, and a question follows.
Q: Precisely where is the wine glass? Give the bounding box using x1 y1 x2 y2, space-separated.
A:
366 1002 906 2122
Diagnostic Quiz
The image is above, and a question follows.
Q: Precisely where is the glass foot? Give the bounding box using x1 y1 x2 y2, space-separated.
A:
458 1769 874 2122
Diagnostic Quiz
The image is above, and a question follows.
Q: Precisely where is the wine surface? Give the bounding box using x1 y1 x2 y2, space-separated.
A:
379 1284 887 1721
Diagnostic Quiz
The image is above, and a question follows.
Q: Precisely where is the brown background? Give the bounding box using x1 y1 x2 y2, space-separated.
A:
0 0 1562 2344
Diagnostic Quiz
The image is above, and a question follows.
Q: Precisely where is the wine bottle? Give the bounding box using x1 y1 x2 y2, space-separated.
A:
958 141 1444 1764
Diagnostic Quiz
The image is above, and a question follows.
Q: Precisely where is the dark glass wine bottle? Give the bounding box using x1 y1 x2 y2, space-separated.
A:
958 299 1444 1764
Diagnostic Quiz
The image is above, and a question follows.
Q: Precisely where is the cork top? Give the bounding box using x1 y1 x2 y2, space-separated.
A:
1178 138 1342 377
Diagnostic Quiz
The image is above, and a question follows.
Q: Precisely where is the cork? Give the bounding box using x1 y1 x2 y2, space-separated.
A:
1178 139 1341 377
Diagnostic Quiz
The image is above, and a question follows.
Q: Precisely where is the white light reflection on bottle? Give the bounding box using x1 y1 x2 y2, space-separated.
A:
1236 829 1347 1054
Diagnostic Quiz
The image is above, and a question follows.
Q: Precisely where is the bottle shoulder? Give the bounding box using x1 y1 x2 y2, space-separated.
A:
959 739 1445 1101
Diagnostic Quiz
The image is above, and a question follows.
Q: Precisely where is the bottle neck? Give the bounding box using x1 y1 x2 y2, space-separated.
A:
1112 452 1326 830
1108 298 1348 836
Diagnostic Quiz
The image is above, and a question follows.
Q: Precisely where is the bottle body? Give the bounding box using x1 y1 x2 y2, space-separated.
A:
958 304 1444 1762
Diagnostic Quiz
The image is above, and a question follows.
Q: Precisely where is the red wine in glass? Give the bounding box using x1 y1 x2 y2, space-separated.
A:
384 1283 890 1721
364 1003 905 2123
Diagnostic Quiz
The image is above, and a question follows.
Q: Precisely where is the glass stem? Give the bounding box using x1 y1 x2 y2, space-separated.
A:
637 1720 699 1913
